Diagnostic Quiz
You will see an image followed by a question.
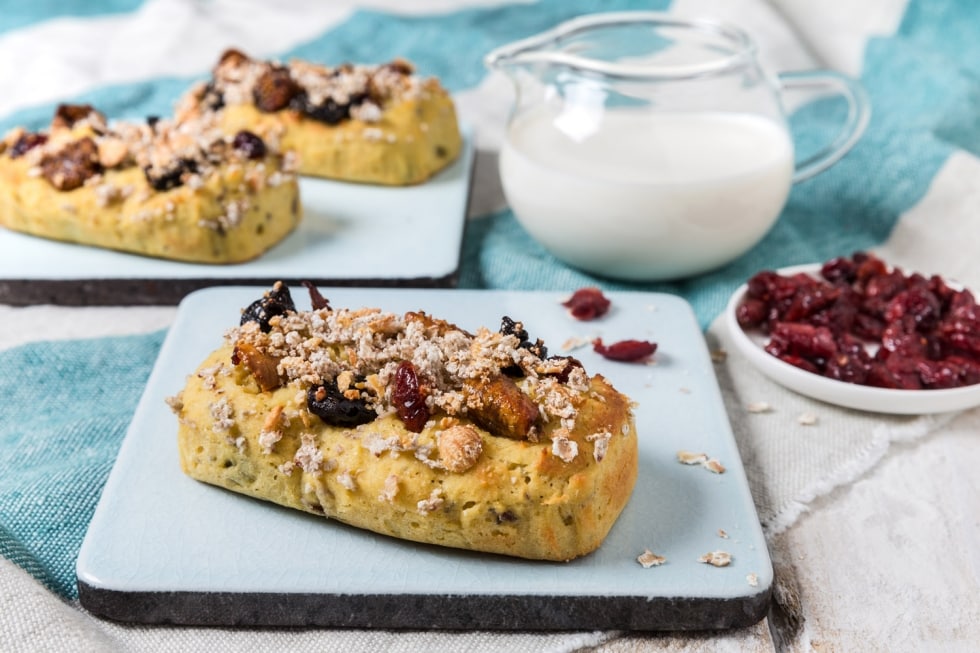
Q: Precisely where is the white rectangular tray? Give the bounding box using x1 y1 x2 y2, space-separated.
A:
0 131 473 305
77 286 771 630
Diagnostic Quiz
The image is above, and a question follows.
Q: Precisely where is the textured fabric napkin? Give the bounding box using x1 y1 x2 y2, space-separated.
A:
2 0 980 651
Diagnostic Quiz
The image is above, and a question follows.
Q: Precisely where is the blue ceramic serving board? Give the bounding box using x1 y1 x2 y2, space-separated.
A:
77 287 772 630
0 130 473 305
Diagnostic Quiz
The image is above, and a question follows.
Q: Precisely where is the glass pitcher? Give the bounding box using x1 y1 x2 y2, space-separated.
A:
485 12 870 281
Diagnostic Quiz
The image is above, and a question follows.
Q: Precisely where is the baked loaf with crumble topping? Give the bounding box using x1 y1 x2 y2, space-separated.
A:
168 282 638 561
175 49 462 185
0 104 300 263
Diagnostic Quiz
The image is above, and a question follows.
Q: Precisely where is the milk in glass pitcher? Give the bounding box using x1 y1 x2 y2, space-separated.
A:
485 12 870 281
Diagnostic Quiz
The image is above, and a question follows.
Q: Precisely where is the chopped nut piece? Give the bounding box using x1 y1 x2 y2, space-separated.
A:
798 412 818 426
438 425 483 473
699 551 732 567
636 549 666 568
717 529 729 539
747 401 772 413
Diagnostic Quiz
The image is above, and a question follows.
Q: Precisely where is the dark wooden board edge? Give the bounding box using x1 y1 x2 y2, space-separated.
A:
77 581 771 631
0 271 460 306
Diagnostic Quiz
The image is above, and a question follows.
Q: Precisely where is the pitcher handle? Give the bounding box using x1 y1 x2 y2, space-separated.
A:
779 70 871 184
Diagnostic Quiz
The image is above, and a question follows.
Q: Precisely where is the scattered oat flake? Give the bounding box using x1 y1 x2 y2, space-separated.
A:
636 549 667 568
560 336 592 352
710 348 728 363
677 450 708 465
699 551 732 567
679 387 692 394
798 412 818 426
747 573 759 587
717 529 729 539
747 401 772 413
703 458 726 474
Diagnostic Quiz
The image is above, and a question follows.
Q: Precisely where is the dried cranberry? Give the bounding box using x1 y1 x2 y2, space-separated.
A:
592 338 657 362
391 361 428 432
240 282 296 333
232 130 266 160
307 380 375 427
562 287 611 321
9 132 48 158
737 252 980 390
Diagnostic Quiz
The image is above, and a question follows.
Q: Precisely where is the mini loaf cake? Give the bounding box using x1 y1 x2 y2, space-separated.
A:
0 104 300 263
175 49 463 185
168 282 638 561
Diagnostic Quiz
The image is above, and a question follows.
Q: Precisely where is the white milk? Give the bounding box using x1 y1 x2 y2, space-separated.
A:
499 108 795 280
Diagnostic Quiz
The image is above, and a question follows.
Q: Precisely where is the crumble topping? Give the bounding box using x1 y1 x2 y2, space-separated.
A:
209 397 234 432
378 474 399 502
293 433 324 473
551 432 578 463
336 470 358 492
228 297 611 462
179 50 426 130
417 487 444 514
586 431 612 462
3 102 294 198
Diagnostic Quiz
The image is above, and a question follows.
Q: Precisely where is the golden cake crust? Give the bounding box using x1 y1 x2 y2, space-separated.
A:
169 283 639 561
177 51 463 185
0 105 301 264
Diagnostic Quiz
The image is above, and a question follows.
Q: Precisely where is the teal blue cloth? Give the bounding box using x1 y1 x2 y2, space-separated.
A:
0 332 165 598
1 0 978 601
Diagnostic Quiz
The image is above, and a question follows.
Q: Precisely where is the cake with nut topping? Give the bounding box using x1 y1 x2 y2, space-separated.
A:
0 104 300 263
167 282 638 561
175 49 463 185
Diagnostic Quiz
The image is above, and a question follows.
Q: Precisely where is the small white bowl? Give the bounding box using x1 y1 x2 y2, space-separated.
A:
724 264 980 414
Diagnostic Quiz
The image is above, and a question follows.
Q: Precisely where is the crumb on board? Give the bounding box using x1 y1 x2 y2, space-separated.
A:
747 573 759 587
798 412 818 426
637 549 667 568
677 450 726 474
747 401 773 413
560 336 592 352
710 348 728 363
699 551 732 567
717 529 729 539
677 450 708 465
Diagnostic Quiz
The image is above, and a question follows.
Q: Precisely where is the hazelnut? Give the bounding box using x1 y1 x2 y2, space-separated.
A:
438 425 483 473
